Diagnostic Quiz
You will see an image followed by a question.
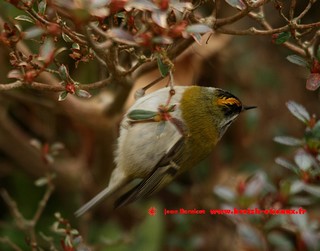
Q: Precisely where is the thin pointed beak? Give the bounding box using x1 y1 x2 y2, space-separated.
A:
242 105 257 112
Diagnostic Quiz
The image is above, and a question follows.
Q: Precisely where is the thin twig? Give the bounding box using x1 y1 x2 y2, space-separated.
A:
289 0 297 20
33 175 55 223
80 77 112 90
297 22 320 30
276 2 290 22
142 75 166 92
0 237 23 251
1 190 26 230
1 174 56 250
121 57 152 76
246 6 308 56
215 0 270 27
27 9 87 46
295 0 315 21
88 22 108 38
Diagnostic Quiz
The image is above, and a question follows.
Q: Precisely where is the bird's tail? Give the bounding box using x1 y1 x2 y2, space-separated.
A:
75 174 127 217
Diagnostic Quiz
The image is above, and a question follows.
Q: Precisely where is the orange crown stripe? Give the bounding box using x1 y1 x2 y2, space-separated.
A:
216 97 241 107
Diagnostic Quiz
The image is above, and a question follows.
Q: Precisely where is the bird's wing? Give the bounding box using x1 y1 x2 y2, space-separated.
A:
114 136 185 208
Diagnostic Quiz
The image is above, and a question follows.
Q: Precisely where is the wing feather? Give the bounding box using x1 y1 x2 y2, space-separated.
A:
114 137 185 208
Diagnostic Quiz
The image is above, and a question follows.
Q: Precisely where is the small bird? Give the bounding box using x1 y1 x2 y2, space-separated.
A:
75 85 256 216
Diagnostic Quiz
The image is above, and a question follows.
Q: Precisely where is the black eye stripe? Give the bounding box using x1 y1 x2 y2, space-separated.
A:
221 104 242 117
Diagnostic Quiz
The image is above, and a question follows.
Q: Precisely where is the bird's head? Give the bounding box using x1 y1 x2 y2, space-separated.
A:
213 89 256 139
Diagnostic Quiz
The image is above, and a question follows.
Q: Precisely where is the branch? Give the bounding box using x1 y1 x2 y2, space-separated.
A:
0 77 112 92
80 77 112 90
297 22 320 30
84 26 108 68
1 174 55 249
289 0 297 20
216 26 288 35
217 22 320 34
27 9 88 46
31 77 111 92
295 0 315 21
215 0 270 27
104 77 133 116
0 81 23 91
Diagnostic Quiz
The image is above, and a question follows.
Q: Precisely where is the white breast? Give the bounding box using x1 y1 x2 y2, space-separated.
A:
115 86 188 178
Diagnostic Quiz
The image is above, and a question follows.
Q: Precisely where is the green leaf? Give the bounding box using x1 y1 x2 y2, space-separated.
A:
152 10 168 28
238 223 263 248
275 157 299 175
44 154 54 164
54 47 67 58
54 212 62 219
186 24 213 34
213 186 235 202
15 15 35 23
115 11 126 18
35 177 48 186
76 89 92 99
72 43 80 50
39 38 55 63
294 152 313 171
157 55 170 77
274 136 303 146
7 69 22 80
267 232 294 251
311 120 320 137
290 211 307 230
58 91 68 101
127 109 158 120
303 184 320 197
225 0 245 9
286 55 309 68
70 229 79 235
244 172 266 197
286 101 310 123
38 1 47 15
274 31 291 44
290 180 305 194
190 33 202 45
302 230 320 250
264 215 288 230
59 64 69 80
51 142 64 154
62 33 73 43
125 0 158 12
152 36 173 44
30 139 42 150
23 26 44 39
289 196 313 205
107 28 137 46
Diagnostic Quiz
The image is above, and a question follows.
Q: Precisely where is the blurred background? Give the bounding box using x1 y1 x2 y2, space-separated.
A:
0 0 319 250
